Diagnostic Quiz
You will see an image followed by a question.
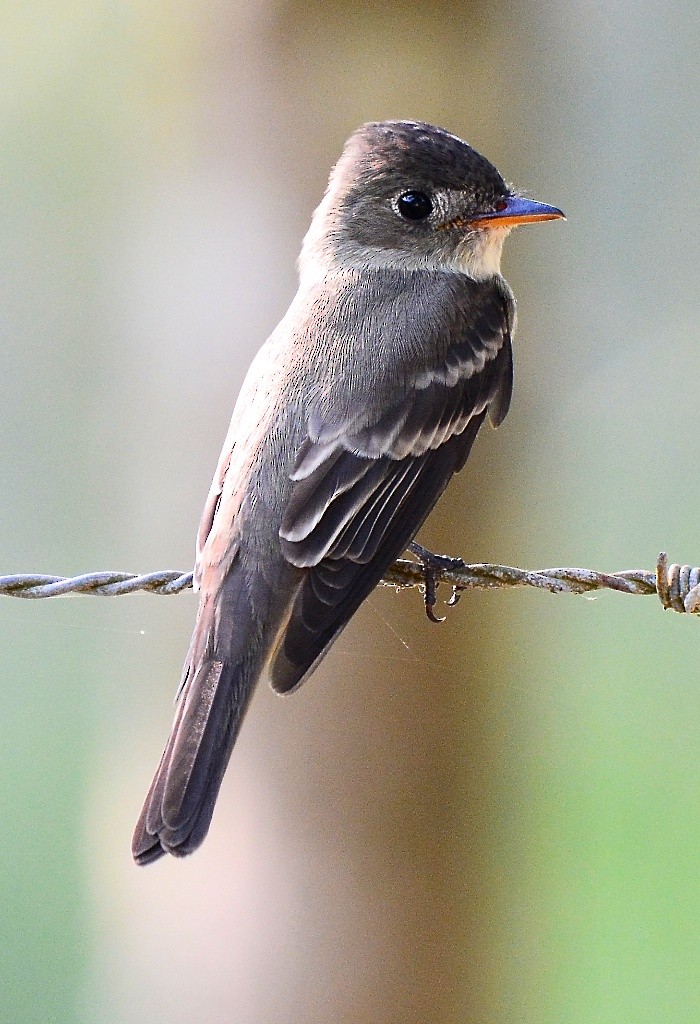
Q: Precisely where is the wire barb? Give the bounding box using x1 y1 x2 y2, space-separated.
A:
1 552 699 620
656 552 700 615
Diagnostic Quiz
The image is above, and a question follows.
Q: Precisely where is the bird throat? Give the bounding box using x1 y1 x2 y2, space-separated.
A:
456 225 510 281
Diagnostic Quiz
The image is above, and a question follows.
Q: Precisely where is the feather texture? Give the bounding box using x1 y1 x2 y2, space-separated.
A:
271 275 513 693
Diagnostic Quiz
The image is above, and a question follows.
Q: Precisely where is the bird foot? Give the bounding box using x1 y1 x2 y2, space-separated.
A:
408 542 466 623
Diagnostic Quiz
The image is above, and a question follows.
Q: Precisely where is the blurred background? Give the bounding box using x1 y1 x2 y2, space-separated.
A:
2 1 699 1021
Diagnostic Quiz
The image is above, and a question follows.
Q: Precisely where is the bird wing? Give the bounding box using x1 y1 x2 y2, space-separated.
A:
271 277 514 693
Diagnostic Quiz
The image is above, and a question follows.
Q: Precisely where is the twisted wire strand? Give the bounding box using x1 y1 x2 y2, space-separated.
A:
0 570 194 598
0 553 697 615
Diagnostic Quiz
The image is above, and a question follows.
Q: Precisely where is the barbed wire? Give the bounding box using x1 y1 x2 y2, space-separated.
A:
1 552 698 619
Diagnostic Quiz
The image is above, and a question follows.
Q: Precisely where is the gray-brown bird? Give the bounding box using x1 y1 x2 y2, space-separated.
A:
133 120 563 864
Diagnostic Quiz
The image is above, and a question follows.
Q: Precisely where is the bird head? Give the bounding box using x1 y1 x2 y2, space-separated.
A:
300 120 563 281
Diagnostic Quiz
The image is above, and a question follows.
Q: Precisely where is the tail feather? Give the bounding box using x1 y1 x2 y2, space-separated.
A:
161 659 226 831
132 564 265 865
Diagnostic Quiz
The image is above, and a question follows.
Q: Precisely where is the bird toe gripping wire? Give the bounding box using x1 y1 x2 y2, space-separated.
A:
408 541 467 622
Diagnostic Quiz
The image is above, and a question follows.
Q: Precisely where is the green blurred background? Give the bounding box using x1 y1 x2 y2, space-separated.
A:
2 1 699 1021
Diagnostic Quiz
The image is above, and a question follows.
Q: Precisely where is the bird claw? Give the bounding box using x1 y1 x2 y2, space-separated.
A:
408 542 466 623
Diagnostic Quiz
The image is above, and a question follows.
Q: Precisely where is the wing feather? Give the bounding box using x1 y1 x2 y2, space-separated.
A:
272 275 514 693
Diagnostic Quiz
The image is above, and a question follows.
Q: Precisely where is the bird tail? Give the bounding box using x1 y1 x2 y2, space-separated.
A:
132 559 266 865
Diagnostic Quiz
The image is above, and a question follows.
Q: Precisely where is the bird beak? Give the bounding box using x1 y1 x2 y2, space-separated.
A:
469 195 565 229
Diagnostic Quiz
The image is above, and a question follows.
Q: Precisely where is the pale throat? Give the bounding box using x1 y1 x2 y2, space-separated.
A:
455 225 511 281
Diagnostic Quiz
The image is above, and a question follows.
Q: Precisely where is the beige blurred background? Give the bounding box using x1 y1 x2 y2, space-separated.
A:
2 1 699 1022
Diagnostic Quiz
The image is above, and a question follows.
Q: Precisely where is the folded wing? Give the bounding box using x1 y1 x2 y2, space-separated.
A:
272 277 514 693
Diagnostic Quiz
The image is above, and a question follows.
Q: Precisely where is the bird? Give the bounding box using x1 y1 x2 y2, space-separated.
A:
132 120 563 864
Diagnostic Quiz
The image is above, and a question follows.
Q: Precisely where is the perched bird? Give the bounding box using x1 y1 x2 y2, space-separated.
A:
133 120 563 864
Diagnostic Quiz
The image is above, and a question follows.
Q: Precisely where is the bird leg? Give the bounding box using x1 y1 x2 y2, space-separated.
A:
408 541 467 623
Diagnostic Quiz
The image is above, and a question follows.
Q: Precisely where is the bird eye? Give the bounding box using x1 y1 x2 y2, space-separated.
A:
397 191 433 221
494 199 509 212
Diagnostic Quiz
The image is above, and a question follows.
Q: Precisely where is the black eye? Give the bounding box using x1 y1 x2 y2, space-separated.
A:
397 191 433 221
